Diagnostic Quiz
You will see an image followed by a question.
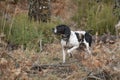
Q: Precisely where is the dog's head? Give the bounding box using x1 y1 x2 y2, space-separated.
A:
52 25 71 38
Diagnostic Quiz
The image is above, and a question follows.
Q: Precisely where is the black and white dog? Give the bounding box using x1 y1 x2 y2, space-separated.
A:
52 24 92 63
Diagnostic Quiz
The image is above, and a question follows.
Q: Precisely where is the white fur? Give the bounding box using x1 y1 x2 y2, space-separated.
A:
52 25 92 63
61 31 91 63
53 28 57 33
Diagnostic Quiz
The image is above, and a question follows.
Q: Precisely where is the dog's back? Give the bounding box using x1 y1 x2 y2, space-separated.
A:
74 31 92 47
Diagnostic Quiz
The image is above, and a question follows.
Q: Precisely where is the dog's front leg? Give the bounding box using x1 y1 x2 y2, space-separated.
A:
67 45 79 55
62 46 66 63
61 40 67 63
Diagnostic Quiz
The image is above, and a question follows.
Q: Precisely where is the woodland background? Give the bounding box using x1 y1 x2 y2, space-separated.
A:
0 0 120 80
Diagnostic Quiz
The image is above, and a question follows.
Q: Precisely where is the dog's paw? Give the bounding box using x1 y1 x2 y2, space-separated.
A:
67 50 71 53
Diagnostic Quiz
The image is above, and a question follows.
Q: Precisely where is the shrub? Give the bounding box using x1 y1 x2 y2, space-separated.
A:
72 0 118 35
0 14 59 51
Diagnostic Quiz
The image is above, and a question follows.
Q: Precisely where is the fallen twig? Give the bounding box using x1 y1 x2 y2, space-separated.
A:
87 75 103 80
31 63 71 70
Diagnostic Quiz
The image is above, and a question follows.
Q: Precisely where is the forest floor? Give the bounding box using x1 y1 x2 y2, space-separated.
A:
0 35 120 80
0 0 120 80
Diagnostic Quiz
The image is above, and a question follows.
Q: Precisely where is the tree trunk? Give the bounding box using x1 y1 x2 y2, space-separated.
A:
28 0 51 22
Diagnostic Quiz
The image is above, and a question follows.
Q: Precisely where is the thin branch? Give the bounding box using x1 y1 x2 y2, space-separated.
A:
87 75 103 80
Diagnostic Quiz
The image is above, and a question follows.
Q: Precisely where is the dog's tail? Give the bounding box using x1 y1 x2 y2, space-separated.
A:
86 30 93 33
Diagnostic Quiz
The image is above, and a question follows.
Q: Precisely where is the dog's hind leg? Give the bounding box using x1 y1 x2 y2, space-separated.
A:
84 42 92 59
83 40 91 54
67 45 79 56
86 43 91 54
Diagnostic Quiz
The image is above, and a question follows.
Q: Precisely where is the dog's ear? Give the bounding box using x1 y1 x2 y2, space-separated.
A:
55 24 71 38
64 25 71 38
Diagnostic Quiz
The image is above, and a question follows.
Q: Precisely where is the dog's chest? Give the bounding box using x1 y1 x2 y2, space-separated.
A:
61 31 79 47
61 40 72 47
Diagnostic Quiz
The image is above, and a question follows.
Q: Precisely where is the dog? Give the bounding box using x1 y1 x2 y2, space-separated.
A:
52 24 92 63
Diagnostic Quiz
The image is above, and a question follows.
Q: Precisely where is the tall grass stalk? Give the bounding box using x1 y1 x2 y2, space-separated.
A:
2 4 10 33
0 13 60 51
72 0 118 35
8 6 17 40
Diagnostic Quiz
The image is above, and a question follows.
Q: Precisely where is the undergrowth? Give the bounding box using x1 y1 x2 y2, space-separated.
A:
0 0 120 51
72 0 119 35
0 14 61 51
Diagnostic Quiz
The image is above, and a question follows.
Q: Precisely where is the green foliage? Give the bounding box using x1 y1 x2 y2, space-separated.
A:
113 7 120 18
87 3 118 35
0 14 59 51
72 0 118 35
0 0 119 51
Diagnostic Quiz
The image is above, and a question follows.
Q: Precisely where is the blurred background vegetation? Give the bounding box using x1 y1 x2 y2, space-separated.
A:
0 0 120 51
73 0 120 34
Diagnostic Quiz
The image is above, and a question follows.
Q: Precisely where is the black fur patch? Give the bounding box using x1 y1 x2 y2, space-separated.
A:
85 32 92 46
56 24 71 41
75 32 84 42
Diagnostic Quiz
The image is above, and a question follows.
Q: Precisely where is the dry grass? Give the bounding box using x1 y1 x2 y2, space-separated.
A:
51 0 77 22
0 35 120 80
0 1 120 79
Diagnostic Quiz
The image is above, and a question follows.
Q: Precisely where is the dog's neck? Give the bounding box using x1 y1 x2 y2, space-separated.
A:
62 35 69 41
62 32 71 42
